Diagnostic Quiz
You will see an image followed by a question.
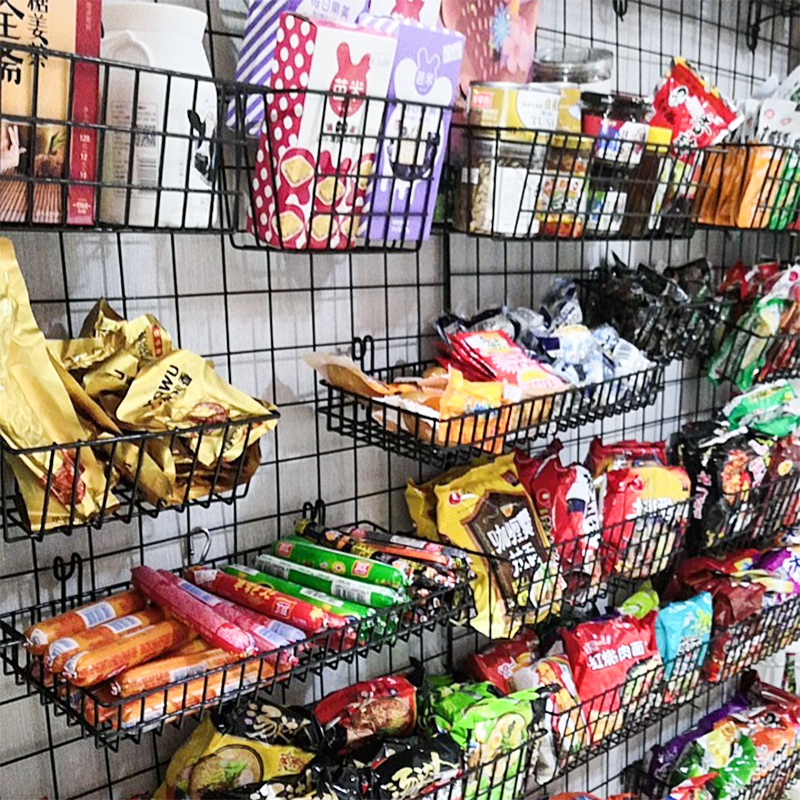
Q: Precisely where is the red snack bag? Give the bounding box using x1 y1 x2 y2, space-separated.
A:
313 674 417 752
585 437 667 478
464 628 539 694
650 57 741 149
599 466 691 579
515 447 601 597
561 613 663 742
131 567 255 656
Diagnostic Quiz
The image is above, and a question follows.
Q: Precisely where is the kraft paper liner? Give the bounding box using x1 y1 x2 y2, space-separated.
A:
0 237 113 530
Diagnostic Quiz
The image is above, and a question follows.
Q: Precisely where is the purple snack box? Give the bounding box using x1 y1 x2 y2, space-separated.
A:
227 0 369 136
358 14 464 242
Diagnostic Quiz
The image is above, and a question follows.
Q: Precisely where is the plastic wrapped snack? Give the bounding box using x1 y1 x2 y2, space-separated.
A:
313 674 417 753
562 613 663 743
464 629 539 695
418 677 500 734
599 466 691 579
153 713 314 799
434 454 563 638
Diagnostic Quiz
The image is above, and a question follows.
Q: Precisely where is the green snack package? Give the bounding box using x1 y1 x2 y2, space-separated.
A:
712 734 756 800
255 553 408 609
222 564 380 625
618 581 659 619
449 689 546 800
419 679 500 735
272 536 409 590
722 382 799 438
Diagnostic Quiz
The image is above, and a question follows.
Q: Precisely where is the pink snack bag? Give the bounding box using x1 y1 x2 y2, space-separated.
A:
248 13 397 249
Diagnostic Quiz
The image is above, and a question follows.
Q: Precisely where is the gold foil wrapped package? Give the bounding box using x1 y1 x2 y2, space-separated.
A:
0 239 116 529
115 350 277 466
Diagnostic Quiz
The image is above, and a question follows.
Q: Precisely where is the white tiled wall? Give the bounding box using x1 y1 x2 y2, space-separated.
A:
0 1 794 798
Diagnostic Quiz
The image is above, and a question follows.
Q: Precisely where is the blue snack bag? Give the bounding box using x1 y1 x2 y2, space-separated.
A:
656 592 713 703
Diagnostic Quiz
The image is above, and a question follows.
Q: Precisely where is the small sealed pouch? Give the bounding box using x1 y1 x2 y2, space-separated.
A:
561 612 664 744
434 455 564 638
585 437 668 477
418 677 501 734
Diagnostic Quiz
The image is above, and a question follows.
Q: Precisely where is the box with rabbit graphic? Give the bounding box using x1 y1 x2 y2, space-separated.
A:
248 12 396 249
358 14 463 242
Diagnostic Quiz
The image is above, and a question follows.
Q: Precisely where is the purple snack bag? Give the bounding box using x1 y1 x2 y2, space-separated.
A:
643 695 749 794
358 14 464 242
755 548 800 592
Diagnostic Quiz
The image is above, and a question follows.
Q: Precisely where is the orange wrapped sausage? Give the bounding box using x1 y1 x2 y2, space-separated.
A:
84 660 270 729
166 639 213 657
62 619 193 687
25 589 145 655
110 647 240 697
47 608 164 673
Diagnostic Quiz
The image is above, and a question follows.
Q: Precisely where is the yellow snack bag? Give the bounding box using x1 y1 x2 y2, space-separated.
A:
115 350 277 466
0 238 113 529
153 715 313 800
434 455 563 639
438 368 508 453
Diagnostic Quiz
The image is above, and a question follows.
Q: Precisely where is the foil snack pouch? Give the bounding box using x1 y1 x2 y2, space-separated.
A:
0 238 114 529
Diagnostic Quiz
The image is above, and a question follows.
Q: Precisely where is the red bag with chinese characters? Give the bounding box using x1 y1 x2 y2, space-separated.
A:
561 612 663 743
464 628 539 694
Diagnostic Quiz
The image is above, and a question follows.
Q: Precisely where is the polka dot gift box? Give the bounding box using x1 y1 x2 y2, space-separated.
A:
247 13 396 249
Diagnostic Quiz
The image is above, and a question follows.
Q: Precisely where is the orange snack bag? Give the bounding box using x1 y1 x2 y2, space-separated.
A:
24 589 146 655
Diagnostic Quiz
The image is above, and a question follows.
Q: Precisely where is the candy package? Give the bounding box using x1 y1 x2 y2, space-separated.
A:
433 455 563 638
586 437 668 477
561 613 663 742
464 629 539 695
313 675 417 753
419 677 501 734
599 466 691 579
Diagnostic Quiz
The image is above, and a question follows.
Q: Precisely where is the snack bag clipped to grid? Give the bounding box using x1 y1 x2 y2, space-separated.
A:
434 455 564 638
115 350 277 467
153 713 314 800
562 613 663 744
599 466 691 579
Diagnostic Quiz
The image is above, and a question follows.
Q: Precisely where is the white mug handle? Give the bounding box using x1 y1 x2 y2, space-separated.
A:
102 30 156 66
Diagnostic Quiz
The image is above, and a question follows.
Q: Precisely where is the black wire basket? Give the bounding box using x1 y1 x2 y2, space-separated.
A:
318 351 664 470
0 525 473 749
480 498 692 639
687 470 800 555
447 123 708 241
0 411 279 542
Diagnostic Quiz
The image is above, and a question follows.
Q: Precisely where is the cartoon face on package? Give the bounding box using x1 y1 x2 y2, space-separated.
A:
434 455 564 638
115 350 277 466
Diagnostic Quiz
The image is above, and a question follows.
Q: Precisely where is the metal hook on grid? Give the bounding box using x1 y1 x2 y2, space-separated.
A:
301 499 327 526
612 0 628 19
352 335 375 373
187 527 212 565
746 0 762 52
53 552 83 605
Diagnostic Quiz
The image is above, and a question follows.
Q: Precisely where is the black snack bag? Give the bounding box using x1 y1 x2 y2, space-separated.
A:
228 694 324 752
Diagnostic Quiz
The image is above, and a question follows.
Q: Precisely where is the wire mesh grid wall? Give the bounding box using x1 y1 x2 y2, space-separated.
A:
0 1 798 799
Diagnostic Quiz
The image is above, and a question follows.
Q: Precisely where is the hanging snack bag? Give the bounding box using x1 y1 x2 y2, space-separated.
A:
313 674 417 753
419 677 501 734
562 613 663 743
515 446 602 599
655 592 713 703
511 654 592 763
599 466 691 579
434 454 563 638
464 628 539 695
